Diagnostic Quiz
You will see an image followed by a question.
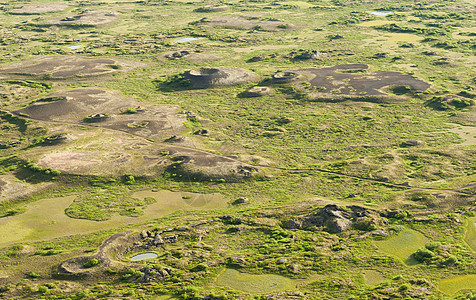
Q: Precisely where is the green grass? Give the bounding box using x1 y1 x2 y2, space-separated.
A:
464 217 476 252
375 229 428 264
439 274 476 295
0 0 474 298
215 268 295 293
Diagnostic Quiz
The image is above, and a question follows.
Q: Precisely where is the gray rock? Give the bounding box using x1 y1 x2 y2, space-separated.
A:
373 229 388 237
327 218 351 233
403 140 423 146
249 55 265 62
233 197 249 205
277 258 288 264
283 219 302 229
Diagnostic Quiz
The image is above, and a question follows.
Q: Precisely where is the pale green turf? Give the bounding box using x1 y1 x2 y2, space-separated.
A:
362 269 385 285
375 229 428 264
215 268 295 293
439 274 476 295
464 217 476 252
0 190 226 247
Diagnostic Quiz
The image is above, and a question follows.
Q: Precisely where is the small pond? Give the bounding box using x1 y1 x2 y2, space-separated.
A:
215 268 294 293
131 252 158 261
439 274 476 295
371 11 392 16
375 229 428 265
174 37 197 43
464 217 476 252
67 45 82 49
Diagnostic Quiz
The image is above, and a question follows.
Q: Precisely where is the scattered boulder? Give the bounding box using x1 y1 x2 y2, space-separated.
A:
233 197 249 205
230 255 246 264
219 216 242 225
283 204 381 233
165 135 185 143
43 134 67 145
432 57 451 65
194 129 209 136
165 50 191 60
278 117 295 124
277 258 288 264
373 52 389 59
248 55 266 62
373 229 388 237
295 50 321 60
85 113 109 122
329 34 344 40
402 140 424 147
328 218 352 233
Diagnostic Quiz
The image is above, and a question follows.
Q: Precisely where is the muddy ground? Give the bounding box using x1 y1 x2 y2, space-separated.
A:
15 88 187 140
0 56 118 79
0 175 51 203
10 2 70 15
41 10 119 27
282 64 430 98
203 15 303 32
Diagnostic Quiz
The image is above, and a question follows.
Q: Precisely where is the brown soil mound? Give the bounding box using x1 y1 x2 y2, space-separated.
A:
273 71 301 83
164 50 219 62
17 88 259 180
43 10 119 27
195 5 228 12
204 15 303 32
165 146 260 182
308 64 429 96
282 64 430 99
243 86 273 97
0 56 117 79
0 175 51 203
184 67 258 88
10 2 70 14
16 88 187 140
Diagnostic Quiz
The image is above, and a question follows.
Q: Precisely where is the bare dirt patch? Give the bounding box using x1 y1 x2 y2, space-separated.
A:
20 116 259 180
31 133 159 176
195 5 228 12
164 145 260 182
42 10 119 27
10 2 70 14
0 175 51 203
204 15 303 32
0 56 118 79
184 67 258 88
164 50 220 62
447 123 476 145
280 64 430 100
16 88 187 140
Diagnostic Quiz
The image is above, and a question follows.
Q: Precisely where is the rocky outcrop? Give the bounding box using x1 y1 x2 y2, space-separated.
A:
283 204 381 233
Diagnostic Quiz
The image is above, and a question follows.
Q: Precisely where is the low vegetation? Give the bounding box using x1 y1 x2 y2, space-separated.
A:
0 0 474 298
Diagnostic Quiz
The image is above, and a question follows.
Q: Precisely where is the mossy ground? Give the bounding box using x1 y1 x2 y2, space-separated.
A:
0 0 475 299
